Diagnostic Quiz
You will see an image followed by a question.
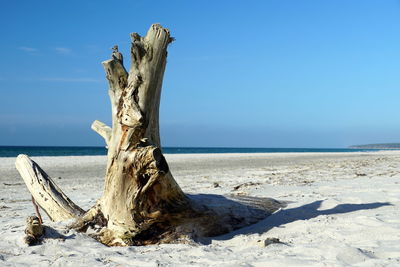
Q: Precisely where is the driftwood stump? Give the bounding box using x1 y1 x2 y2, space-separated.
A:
24 216 44 245
15 24 283 246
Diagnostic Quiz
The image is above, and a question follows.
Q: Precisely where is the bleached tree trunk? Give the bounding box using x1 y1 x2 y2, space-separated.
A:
15 24 283 246
82 24 193 245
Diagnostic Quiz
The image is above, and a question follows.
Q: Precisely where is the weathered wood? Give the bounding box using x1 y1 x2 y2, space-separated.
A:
31 195 43 224
74 23 190 246
24 216 44 245
91 120 112 146
15 154 84 221
15 24 284 247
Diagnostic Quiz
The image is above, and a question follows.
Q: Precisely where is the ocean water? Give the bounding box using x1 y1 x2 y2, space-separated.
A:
0 146 380 158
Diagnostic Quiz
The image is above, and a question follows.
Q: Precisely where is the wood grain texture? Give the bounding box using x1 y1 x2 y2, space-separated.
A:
15 155 84 221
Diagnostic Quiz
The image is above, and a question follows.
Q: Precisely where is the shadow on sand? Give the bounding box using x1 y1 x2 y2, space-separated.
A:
43 225 76 240
187 194 286 237
38 195 391 246
200 199 392 244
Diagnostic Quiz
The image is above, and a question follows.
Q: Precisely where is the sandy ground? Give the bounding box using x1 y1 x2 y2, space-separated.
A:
1 151 400 266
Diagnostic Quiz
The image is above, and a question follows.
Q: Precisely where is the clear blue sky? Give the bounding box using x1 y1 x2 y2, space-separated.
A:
1 0 400 148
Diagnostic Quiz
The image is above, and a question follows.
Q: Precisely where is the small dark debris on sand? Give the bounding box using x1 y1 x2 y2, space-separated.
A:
258 237 288 247
3 183 23 186
233 182 262 191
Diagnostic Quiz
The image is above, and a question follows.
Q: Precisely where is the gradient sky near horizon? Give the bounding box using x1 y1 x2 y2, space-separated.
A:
1 0 400 148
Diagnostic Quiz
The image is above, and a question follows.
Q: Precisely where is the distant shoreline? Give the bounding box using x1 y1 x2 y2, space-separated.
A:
349 143 400 150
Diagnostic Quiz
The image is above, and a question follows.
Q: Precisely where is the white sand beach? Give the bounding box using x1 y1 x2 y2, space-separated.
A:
1 151 400 266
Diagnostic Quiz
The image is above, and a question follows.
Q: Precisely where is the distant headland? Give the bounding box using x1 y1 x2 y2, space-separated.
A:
350 143 400 149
